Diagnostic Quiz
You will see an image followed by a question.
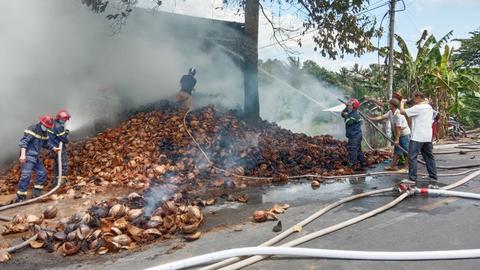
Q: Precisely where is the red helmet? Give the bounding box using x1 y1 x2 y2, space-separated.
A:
348 98 360 110
56 109 71 121
39 115 54 129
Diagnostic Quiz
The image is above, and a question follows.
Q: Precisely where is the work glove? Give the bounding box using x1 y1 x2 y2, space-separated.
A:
65 129 70 135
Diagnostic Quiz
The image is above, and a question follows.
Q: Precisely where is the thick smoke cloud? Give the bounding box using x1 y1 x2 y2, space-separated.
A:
0 0 244 165
0 0 345 171
259 67 345 138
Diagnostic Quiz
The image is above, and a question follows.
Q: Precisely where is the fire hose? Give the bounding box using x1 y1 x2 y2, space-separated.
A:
206 169 480 270
337 98 480 170
149 247 480 270
415 188 480 199
0 142 64 257
148 170 480 270
199 169 480 270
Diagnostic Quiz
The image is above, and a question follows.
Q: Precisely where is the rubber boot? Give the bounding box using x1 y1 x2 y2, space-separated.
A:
15 194 27 203
32 188 43 198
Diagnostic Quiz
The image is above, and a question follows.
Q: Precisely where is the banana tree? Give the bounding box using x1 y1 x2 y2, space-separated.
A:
391 30 480 137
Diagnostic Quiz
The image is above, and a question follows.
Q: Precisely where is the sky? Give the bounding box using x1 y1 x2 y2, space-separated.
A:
141 0 480 71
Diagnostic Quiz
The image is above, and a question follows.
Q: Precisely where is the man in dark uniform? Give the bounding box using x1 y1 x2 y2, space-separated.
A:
16 115 59 202
175 68 197 109
341 98 366 170
48 109 71 187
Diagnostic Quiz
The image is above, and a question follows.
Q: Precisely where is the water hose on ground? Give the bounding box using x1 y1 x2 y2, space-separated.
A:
148 246 480 270
203 169 480 270
200 187 394 270
220 191 413 270
200 170 480 270
416 188 480 200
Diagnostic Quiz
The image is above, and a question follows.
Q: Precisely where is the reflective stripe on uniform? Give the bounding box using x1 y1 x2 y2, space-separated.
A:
345 118 355 124
24 130 48 140
56 131 66 136
47 129 55 134
33 185 44 190
346 117 362 124
17 190 28 195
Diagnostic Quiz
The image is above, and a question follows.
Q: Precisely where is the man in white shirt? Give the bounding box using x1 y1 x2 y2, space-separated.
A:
400 92 437 187
369 98 410 172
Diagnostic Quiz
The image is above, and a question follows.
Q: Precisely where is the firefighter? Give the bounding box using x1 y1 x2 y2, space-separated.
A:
16 115 60 202
48 109 71 187
341 98 366 170
175 68 197 109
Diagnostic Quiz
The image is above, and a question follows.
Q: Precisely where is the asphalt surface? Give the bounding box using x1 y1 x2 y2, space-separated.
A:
3 144 480 270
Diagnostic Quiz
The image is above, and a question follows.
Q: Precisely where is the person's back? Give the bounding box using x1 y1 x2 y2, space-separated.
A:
400 92 437 187
407 103 434 142
180 74 197 95
176 68 197 110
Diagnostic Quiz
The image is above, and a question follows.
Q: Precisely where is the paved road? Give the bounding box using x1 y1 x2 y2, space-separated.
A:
3 145 480 270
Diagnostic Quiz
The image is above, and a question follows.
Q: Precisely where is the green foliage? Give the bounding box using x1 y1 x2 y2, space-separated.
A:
454 29 480 67
393 30 480 130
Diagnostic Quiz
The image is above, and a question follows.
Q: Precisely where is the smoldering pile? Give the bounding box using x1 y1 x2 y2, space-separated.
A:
0 102 389 195
1 192 204 257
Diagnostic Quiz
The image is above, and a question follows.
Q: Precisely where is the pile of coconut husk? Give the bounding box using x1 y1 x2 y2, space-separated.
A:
1 191 204 258
0 102 390 196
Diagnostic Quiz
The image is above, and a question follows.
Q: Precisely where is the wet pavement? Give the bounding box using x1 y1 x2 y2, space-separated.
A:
2 144 480 270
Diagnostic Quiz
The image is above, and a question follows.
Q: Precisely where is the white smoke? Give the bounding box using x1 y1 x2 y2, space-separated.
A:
258 64 345 138
0 0 244 165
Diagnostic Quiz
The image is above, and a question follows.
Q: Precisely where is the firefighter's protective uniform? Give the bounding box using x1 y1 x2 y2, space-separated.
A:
341 108 366 167
48 119 69 187
17 123 53 200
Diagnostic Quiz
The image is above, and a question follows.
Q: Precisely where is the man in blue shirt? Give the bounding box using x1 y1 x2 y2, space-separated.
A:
341 98 366 170
16 115 59 202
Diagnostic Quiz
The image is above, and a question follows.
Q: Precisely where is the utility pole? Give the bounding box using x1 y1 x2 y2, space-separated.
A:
386 0 396 140
243 0 260 124
387 0 396 100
